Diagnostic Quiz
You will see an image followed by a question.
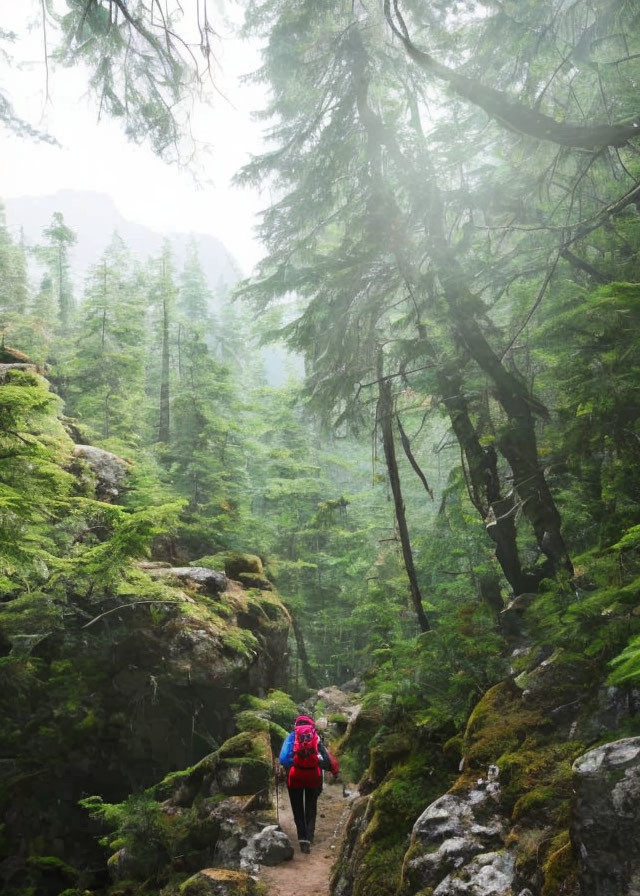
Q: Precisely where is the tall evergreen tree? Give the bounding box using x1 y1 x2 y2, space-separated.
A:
0 203 29 340
67 234 146 442
147 242 177 444
37 212 77 330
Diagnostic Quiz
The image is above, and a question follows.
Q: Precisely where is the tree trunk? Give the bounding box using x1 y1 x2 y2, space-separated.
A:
451 314 573 577
288 609 321 689
158 294 170 443
438 366 528 595
378 351 431 632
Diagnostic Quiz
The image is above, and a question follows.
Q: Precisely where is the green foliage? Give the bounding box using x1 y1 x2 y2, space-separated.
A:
4 2 640 887
81 791 208 885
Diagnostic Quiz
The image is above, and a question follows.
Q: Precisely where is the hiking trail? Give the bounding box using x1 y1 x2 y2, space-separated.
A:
259 778 351 896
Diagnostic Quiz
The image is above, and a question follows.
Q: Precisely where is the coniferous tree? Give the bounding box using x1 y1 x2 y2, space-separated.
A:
37 212 77 330
0 204 29 341
68 234 146 442
147 242 177 444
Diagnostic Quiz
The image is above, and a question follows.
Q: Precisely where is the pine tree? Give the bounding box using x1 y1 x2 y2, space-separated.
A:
146 242 177 444
67 234 146 443
37 212 77 330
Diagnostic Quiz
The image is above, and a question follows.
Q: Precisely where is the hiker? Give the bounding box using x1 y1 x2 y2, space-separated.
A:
279 714 339 853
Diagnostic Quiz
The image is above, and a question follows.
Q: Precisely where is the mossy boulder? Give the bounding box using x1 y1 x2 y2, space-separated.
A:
334 725 456 896
159 730 273 802
180 868 266 895
199 552 264 580
462 680 548 771
233 690 297 753
237 572 273 591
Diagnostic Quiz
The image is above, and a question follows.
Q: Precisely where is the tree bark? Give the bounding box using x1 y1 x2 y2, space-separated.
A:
437 366 528 594
378 352 431 632
451 314 573 577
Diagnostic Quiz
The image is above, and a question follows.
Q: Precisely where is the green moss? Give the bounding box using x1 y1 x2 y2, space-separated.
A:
193 555 226 572
216 730 267 761
220 626 259 657
179 868 266 895
542 831 578 896
512 785 556 821
351 736 456 896
237 572 273 590
510 826 550 877
498 740 582 821
352 834 409 896
463 681 548 768
442 734 462 765
217 756 271 795
26 855 79 880
205 552 264 579
336 707 384 783
233 689 298 730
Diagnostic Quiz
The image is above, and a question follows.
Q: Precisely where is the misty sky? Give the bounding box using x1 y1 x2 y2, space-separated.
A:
0 2 268 273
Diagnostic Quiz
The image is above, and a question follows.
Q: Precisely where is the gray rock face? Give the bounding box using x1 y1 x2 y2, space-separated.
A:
73 444 128 499
147 565 228 594
433 851 515 895
571 736 640 896
405 779 512 894
0 362 38 381
240 825 293 868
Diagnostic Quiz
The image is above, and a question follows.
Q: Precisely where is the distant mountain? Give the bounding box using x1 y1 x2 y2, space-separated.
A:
5 189 240 295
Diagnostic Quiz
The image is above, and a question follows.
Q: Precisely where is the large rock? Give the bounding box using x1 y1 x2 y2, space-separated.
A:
404 781 507 893
180 868 265 895
315 685 361 721
73 444 129 499
0 362 39 382
571 736 640 896
240 825 293 868
147 565 228 595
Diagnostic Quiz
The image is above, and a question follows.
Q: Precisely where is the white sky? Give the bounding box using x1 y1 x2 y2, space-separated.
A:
0 1 269 273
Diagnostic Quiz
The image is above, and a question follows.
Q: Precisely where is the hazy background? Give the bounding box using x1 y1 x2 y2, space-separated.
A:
0 1 268 275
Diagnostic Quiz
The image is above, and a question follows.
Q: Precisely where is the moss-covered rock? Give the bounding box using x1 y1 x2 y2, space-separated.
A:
199 553 264 580
236 572 273 591
180 868 266 895
333 722 456 896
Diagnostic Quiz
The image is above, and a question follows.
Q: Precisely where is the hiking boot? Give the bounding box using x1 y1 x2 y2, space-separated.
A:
299 839 311 853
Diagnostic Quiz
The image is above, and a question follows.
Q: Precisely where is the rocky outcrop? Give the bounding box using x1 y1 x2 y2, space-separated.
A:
571 736 640 896
0 361 39 381
72 443 129 499
404 771 513 895
432 851 516 895
146 564 228 594
93 702 295 893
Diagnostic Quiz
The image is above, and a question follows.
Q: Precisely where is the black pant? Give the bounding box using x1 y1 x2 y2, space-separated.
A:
287 785 321 842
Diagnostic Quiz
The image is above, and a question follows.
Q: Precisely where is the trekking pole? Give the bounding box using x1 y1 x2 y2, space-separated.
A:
274 758 280 825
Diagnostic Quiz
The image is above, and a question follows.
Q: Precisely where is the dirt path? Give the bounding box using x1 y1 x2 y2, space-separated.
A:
259 779 350 896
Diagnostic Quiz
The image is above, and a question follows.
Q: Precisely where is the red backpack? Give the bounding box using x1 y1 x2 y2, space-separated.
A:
293 723 319 769
287 718 323 788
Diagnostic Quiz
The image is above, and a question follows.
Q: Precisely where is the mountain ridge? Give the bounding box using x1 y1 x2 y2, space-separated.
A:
5 189 240 295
